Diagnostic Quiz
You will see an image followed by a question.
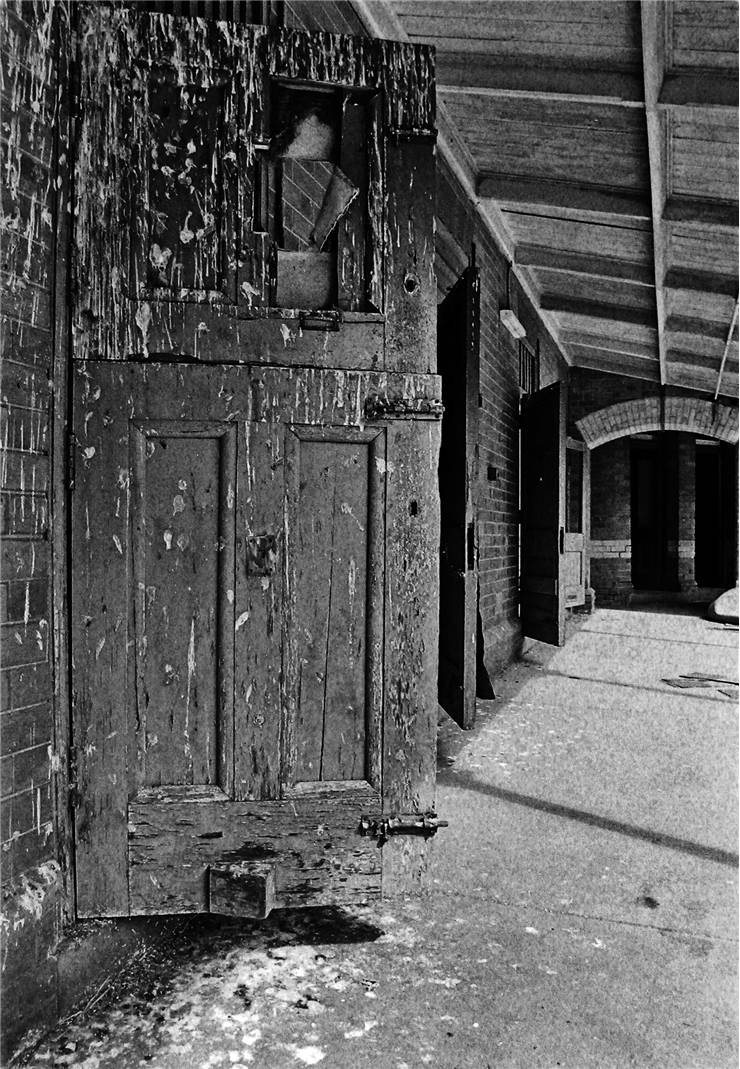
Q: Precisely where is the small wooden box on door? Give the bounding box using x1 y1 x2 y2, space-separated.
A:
69 8 441 919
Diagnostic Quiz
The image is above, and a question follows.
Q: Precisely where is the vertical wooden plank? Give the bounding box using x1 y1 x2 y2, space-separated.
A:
72 363 133 916
366 93 384 315
365 430 385 792
233 417 284 801
50 0 75 923
384 138 437 372
337 92 368 311
382 414 441 890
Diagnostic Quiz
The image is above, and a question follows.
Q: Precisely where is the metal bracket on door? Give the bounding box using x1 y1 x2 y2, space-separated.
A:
359 811 448 846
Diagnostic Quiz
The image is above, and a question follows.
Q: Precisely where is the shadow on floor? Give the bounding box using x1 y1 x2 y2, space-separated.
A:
437 768 740 869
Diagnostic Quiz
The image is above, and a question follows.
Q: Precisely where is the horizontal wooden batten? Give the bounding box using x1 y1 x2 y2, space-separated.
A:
531 271 656 311
568 347 661 382
515 244 654 285
663 196 739 227
479 176 650 218
665 364 739 400
666 348 739 373
436 55 644 103
560 330 657 359
128 787 382 914
665 314 733 340
540 294 656 327
659 70 738 109
663 266 738 296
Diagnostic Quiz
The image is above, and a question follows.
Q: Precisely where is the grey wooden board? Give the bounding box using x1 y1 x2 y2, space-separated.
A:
128 786 382 913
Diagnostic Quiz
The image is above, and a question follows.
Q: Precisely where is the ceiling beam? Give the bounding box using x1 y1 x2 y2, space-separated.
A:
658 71 738 109
665 363 739 399
560 331 657 359
516 245 654 285
639 0 669 386
663 196 739 228
541 295 656 328
568 348 661 382
478 175 651 219
664 267 738 296
667 347 739 373
665 314 732 340
435 54 644 104
350 0 570 369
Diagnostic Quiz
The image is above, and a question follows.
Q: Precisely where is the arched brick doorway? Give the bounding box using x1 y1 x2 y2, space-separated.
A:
574 398 738 605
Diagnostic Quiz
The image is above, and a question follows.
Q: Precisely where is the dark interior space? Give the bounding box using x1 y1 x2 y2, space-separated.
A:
695 441 738 588
630 435 679 591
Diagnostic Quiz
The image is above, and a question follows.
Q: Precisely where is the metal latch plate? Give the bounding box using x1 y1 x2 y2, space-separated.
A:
359 811 448 845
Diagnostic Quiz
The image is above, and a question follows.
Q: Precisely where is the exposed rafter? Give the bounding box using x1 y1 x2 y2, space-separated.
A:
478 176 651 219
639 0 669 387
357 0 738 395
516 245 654 286
436 56 645 103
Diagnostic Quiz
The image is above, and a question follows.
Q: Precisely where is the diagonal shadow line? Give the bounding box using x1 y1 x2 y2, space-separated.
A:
519 663 737 704
578 627 739 651
441 769 739 868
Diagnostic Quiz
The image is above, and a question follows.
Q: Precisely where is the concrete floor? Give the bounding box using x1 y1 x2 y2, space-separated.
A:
15 607 738 1069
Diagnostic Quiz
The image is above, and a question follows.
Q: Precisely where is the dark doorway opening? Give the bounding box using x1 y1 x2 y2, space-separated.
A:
437 264 484 727
695 441 738 588
630 436 678 591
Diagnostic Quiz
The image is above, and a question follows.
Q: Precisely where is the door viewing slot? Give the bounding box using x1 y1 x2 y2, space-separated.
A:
131 421 236 791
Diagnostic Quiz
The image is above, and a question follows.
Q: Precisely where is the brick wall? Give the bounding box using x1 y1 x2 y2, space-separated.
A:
571 370 738 605
1 1 66 1057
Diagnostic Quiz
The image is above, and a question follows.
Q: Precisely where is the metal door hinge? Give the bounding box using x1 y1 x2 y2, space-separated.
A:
359 811 448 846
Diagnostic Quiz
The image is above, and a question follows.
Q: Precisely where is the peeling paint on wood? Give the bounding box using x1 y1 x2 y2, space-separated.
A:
69 10 441 916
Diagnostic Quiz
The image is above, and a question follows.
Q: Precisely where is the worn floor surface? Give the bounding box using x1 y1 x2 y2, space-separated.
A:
15 607 739 1069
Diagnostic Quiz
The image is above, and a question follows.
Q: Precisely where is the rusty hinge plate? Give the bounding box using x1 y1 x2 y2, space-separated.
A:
359 811 448 846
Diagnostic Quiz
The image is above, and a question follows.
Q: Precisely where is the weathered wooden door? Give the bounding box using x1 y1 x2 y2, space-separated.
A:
563 439 587 607
520 381 566 646
437 266 480 729
70 8 440 918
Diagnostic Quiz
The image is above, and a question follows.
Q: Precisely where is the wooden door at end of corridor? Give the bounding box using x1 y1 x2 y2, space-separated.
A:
563 438 590 608
520 381 567 646
437 265 480 729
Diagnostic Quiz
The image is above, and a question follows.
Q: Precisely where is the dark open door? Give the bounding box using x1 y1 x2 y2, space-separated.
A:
520 381 566 646
437 266 480 729
70 8 441 918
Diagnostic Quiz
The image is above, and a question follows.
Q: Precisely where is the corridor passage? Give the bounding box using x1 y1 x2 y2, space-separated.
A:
16 608 738 1069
